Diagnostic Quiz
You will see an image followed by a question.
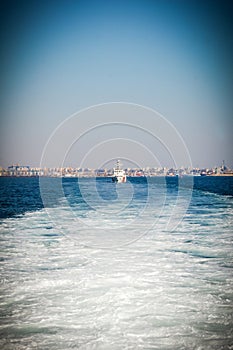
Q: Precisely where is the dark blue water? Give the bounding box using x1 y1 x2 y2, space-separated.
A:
0 177 43 218
0 176 232 219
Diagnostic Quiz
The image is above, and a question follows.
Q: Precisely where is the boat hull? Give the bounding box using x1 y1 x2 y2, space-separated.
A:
112 175 126 183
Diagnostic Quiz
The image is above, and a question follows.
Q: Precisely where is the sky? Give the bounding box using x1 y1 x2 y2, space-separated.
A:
0 0 232 169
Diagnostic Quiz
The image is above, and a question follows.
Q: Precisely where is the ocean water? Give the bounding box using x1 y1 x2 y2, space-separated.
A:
0 176 233 350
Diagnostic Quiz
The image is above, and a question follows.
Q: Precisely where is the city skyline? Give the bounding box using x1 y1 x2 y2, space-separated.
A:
1 160 232 177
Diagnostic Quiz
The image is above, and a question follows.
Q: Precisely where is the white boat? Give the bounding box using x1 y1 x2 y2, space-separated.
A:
112 160 127 183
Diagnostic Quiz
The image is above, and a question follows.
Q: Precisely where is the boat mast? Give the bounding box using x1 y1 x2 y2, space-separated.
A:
116 159 121 171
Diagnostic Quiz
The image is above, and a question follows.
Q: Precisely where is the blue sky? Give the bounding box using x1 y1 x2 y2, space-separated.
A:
0 0 232 168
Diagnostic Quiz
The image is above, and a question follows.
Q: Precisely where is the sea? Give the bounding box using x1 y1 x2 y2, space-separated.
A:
0 176 232 350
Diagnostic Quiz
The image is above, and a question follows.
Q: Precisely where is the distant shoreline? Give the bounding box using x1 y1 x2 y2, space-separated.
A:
2 162 232 178
1 174 233 178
